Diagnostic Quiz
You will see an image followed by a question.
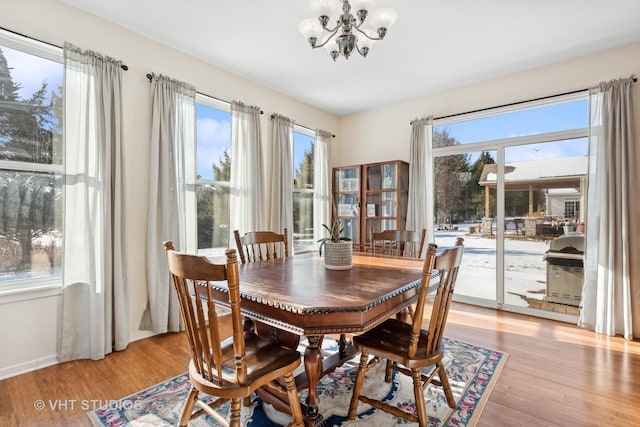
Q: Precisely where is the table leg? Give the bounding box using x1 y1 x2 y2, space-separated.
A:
338 333 350 358
303 335 324 420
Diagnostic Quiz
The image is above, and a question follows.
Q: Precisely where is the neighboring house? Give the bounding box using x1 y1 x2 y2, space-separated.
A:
478 156 587 222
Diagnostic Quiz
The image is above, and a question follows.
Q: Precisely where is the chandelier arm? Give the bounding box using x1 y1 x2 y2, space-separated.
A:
321 23 340 33
311 27 341 49
354 25 384 41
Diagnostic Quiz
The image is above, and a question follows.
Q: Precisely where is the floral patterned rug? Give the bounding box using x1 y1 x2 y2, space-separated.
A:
88 337 507 427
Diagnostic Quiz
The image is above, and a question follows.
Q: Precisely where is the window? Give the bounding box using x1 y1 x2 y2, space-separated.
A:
564 198 580 220
195 95 231 258
0 31 63 292
432 94 588 320
292 126 315 254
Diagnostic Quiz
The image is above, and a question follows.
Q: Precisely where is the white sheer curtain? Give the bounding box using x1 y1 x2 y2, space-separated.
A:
406 116 434 246
58 43 128 361
140 74 196 334
229 101 265 244
269 114 294 249
579 76 639 340
313 129 333 249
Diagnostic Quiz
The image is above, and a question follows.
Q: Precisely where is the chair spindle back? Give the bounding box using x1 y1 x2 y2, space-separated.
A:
409 237 464 358
164 242 246 385
370 228 427 258
233 229 289 264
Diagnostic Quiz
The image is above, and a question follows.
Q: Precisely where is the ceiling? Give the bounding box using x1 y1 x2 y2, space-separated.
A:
61 0 640 116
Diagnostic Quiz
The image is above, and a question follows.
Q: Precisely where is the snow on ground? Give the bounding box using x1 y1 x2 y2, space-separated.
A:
434 224 553 307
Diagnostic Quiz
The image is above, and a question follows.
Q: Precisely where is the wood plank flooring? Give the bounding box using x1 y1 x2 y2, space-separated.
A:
1 303 639 427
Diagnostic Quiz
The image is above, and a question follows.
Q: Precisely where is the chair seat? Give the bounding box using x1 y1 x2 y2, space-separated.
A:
353 318 443 368
164 242 304 426
191 333 302 398
348 240 464 427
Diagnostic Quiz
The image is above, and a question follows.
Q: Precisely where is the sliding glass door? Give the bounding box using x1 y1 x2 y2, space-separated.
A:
433 149 496 303
432 94 588 320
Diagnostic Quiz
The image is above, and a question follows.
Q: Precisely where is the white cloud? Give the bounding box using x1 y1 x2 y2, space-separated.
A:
3 47 62 100
196 117 231 179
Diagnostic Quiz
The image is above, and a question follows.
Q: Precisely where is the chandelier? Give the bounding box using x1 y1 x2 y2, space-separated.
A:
298 0 397 61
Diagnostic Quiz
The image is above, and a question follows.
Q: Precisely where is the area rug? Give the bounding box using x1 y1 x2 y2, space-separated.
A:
88 337 507 427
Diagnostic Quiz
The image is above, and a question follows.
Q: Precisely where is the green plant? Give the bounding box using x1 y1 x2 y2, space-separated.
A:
317 218 352 256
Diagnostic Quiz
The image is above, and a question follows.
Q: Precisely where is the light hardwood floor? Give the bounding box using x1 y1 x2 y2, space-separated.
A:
1 303 639 426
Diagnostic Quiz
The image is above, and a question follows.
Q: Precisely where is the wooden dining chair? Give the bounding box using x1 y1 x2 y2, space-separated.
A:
370 227 427 258
232 228 299 348
370 227 427 321
347 237 464 427
164 242 303 427
233 228 288 264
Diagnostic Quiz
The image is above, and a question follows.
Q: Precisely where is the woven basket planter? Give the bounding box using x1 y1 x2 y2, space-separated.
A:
323 241 353 270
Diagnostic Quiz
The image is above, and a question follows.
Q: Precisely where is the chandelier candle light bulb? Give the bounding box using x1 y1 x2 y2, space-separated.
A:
299 0 397 61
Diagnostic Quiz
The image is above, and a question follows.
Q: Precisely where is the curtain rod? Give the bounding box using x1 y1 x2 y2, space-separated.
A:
270 114 335 138
145 73 263 114
410 77 638 125
0 26 129 71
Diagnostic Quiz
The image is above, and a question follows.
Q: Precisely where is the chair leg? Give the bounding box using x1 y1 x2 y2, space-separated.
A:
283 372 304 427
411 368 428 427
229 397 242 427
437 362 456 408
384 359 393 383
242 395 252 406
347 351 369 420
179 386 198 427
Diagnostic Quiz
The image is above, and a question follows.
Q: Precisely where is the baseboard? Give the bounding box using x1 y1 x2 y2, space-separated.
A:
0 354 58 381
130 329 161 342
0 331 163 380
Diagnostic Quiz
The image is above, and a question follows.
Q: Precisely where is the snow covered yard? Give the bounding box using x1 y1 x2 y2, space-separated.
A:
434 226 554 308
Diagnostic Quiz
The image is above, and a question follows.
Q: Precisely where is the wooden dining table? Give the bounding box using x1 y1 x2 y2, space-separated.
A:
208 252 432 426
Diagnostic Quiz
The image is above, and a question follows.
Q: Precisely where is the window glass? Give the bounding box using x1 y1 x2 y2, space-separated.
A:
432 94 588 320
196 101 231 255
196 103 231 181
0 42 63 284
435 99 588 144
293 131 314 189
292 129 314 254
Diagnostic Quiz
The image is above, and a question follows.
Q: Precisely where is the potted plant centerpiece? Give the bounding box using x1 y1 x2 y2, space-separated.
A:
318 218 353 270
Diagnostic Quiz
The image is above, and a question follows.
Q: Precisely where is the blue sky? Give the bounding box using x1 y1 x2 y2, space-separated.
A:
4 42 587 176
2 45 62 101
435 99 589 163
196 103 315 180
196 104 231 180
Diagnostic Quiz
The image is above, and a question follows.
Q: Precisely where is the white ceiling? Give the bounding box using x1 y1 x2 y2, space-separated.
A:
61 0 640 116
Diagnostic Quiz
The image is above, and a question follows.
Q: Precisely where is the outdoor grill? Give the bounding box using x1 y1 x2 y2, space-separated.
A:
543 233 584 306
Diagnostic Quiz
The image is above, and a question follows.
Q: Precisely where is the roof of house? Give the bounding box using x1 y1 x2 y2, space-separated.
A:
479 156 587 190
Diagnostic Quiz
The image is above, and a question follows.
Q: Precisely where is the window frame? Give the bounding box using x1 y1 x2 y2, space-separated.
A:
194 94 232 259
0 29 64 303
432 91 589 322
292 124 316 254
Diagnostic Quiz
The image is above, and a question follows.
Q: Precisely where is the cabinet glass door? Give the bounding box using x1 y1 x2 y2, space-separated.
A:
334 167 361 247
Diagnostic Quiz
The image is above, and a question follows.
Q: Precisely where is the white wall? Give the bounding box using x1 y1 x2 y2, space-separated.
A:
336 42 640 167
2 0 639 377
0 0 339 377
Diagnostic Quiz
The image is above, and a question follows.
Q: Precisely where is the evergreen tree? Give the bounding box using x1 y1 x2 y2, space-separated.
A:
197 149 231 249
467 151 496 219
0 47 23 148
433 129 469 225
293 142 314 237
0 48 61 272
294 142 314 188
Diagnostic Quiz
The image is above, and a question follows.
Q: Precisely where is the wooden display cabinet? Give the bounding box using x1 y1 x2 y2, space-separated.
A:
332 160 409 252
333 165 362 249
